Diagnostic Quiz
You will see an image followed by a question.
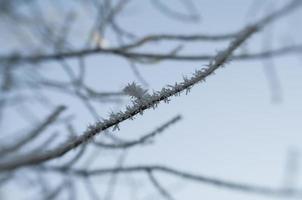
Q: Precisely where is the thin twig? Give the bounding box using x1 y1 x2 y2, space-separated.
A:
147 170 175 200
94 115 181 149
0 105 66 155
43 164 302 198
2 43 302 65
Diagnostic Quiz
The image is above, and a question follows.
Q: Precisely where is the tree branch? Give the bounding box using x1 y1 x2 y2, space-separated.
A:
94 115 181 149
0 0 300 172
43 164 302 198
0 105 66 155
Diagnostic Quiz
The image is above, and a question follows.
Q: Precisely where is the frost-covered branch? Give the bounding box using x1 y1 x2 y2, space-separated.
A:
0 0 301 172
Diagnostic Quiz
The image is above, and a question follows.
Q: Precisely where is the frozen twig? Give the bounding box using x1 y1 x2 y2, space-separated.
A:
0 0 300 172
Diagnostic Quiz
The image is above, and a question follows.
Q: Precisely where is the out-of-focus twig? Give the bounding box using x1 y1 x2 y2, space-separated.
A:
0 105 66 156
94 115 181 149
44 164 302 198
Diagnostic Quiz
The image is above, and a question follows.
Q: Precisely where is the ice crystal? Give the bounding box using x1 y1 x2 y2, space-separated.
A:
123 82 148 100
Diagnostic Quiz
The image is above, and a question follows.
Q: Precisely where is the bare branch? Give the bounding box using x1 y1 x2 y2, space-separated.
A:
44 164 302 198
147 171 175 200
94 115 181 149
0 105 66 155
151 0 200 23
2 43 302 65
